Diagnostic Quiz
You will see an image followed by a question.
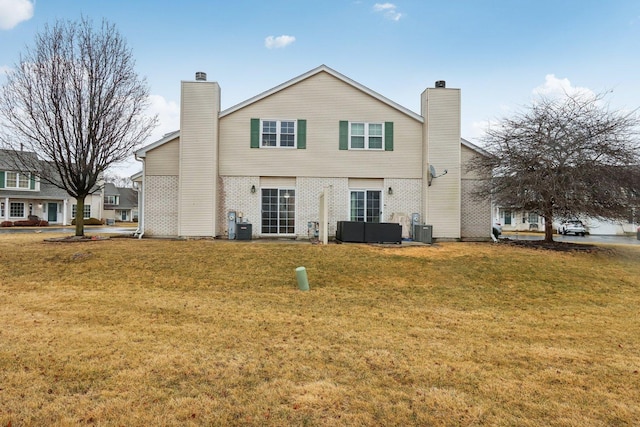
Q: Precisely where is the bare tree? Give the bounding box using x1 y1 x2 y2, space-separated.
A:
0 17 156 236
469 92 640 242
104 174 133 189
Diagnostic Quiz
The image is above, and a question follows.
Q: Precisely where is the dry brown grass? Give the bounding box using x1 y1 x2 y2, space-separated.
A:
1 234 639 426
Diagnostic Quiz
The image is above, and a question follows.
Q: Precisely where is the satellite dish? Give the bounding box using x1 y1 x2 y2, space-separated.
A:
428 165 436 186
428 164 447 186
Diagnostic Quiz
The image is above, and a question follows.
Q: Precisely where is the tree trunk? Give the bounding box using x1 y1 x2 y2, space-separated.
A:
75 196 85 237
543 212 554 243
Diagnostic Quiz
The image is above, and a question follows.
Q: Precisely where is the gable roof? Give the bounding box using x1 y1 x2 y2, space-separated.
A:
135 65 446 156
0 149 39 170
220 65 424 122
117 187 138 209
135 130 179 158
461 138 489 157
103 182 120 196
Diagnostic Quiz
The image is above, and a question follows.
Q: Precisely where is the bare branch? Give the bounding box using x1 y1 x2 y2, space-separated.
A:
468 92 640 242
0 17 157 236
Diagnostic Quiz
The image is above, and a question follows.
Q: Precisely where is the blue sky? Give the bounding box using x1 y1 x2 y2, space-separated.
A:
1 0 639 175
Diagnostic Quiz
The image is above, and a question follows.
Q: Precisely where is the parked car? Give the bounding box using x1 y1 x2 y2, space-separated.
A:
558 220 587 236
492 222 502 239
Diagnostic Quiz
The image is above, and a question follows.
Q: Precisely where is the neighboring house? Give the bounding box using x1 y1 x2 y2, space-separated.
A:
495 208 546 232
103 182 138 222
0 149 102 225
581 216 637 235
495 207 638 235
133 65 492 240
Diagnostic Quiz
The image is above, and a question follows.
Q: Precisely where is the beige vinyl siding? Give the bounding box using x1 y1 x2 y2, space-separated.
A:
348 178 383 188
219 71 423 179
260 177 296 187
145 138 180 176
423 88 461 239
178 80 220 236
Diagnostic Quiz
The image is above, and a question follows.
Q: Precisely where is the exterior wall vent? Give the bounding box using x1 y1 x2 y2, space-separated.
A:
195 72 207 81
435 80 446 88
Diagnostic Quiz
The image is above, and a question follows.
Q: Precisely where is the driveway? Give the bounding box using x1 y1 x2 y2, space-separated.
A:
502 232 640 246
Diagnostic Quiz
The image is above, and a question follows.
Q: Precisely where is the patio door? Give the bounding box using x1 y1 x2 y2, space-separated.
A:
350 190 382 222
47 203 58 222
261 188 295 235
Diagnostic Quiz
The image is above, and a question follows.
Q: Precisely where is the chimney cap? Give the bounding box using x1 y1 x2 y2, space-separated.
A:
435 80 446 88
195 71 207 81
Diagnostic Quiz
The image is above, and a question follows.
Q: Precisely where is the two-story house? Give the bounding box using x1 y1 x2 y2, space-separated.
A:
0 149 103 225
103 182 138 222
133 65 491 240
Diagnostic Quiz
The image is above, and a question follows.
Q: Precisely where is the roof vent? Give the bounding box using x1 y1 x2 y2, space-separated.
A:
195 72 207 81
435 80 446 88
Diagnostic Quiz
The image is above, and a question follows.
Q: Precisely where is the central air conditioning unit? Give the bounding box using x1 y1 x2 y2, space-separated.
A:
413 224 433 244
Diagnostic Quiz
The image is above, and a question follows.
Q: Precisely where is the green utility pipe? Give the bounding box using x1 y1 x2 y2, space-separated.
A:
296 266 309 291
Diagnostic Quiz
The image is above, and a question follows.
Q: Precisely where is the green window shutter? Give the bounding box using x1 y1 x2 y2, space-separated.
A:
339 121 349 150
0 171 4 188
250 118 260 148
297 119 306 149
384 122 394 151
30 174 36 190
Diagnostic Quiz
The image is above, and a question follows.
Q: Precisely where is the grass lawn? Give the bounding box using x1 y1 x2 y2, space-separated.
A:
1 234 639 426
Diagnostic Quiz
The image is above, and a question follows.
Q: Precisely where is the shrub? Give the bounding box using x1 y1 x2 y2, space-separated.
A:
71 217 104 226
14 219 49 226
1 221 14 227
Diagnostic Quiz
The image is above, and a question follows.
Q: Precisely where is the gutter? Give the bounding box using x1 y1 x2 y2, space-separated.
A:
134 153 145 239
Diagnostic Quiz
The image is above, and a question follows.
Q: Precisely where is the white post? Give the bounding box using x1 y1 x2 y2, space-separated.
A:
319 187 329 244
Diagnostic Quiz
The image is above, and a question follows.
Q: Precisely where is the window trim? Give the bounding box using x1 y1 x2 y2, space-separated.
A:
260 187 296 235
105 195 119 205
349 189 383 223
349 122 385 150
260 119 297 149
9 202 25 218
5 171 32 190
72 204 92 219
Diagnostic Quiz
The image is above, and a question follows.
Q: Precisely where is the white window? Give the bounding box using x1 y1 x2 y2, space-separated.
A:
6 171 30 189
1 202 4 217
261 120 296 148
105 195 119 205
350 190 382 222
349 122 384 150
10 202 25 218
72 204 91 219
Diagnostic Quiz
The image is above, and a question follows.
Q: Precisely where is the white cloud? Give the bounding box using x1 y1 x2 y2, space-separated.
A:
0 65 12 75
533 74 595 99
108 94 180 176
145 94 180 143
0 0 35 30
264 35 296 49
373 3 403 21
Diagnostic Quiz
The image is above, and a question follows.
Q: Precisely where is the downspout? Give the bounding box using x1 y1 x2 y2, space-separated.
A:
134 153 145 239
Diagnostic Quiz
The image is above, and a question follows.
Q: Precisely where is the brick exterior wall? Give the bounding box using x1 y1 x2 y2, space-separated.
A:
383 178 422 223
218 176 423 239
145 176 179 237
461 178 491 239
218 176 260 238
144 174 487 240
